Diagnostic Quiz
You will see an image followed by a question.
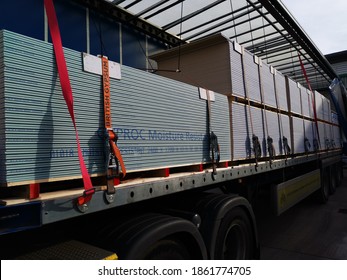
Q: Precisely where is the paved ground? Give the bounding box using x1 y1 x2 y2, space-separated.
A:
257 169 347 260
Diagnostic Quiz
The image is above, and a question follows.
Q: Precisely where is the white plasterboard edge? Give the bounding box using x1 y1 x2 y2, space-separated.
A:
199 88 215 101
83 53 121 79
254 55 260 65
234 41 243 55
270 66 275 74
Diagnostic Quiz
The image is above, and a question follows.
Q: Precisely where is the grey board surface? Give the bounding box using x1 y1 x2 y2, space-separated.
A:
287 78 301 115
230 42 245 98
318 122 326 150
322 96 331 122
304 120 315 152
301 88 312 118
232 102 252 160
315 91 324 120
243 50 261 103
274 71 288 112
260 62 277 108
292 116 305 154
333 125 342 148
0 30 231 185
279 113 291 153
231 101 292 160
264 110 281 156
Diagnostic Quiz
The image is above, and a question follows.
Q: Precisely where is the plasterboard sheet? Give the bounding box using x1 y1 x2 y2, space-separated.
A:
0 30 232 185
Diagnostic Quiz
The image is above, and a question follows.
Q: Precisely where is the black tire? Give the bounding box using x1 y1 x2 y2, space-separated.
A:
143 239 191 260
329 166 337 194
214 207 254 259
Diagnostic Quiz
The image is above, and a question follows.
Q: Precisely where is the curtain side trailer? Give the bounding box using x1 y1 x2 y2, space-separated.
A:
0 0 343 260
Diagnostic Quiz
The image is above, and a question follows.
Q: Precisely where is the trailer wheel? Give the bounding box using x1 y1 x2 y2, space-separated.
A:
143 239 191 260
91 213 207 260
214 207 254 259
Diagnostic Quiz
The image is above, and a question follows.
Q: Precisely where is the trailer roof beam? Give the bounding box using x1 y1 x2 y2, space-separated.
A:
95 0 339 90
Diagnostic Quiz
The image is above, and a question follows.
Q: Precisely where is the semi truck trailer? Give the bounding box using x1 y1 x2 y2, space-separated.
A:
0 0 344 260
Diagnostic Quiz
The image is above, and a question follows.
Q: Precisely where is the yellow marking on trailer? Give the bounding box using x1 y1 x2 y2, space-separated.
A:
274 169 320 215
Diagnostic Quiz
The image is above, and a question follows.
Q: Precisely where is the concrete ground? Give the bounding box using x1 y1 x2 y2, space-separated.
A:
257 170 347 260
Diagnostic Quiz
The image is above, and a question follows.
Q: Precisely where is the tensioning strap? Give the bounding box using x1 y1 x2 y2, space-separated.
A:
241 51 261 166
258 61 275 163
273 70 291 159
206 90 220 178
44 0 94 205
102 56 126 189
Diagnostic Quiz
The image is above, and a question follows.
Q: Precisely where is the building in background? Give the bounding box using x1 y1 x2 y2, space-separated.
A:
326 51 347 88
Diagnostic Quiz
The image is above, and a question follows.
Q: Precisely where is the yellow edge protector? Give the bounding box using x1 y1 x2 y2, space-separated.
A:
103 253 118 260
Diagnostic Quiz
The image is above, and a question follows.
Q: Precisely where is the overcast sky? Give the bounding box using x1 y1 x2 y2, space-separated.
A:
281 0 347 55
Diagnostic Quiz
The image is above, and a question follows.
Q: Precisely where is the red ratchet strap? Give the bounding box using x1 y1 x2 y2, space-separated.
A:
44 0 94 205
298 54 320 147
102 57 127 179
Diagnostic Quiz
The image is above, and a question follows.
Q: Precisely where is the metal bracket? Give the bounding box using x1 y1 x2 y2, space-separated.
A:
104 192 116 204
211 171 217 181
77 202 90 213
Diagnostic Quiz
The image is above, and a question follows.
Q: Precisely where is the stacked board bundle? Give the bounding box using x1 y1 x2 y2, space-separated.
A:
151 33 292 160
0 30 231 186
285 74 341 152
231 102 291 160
0 30 341 186
151 33 341 159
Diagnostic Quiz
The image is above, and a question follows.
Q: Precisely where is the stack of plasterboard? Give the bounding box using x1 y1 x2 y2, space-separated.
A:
325 124 333 149
333 125 342 148
304 120 315 150
284 75 338 153
315 90 324 120
152 34 292 159
0 30 231 186
150 34 242 96
278 113 292 154
291 116 306 154
243 50 261 103
264 110 280 156
331 112 339 125
274 70 288 111
301 88 315 152
317 122 327 150
231 102 291 160
260 62 277 108
231 102 265 160
151 32 340 158
326 123 334 149
258 61 293 157
151 34 264 104
322 96 331 122
313 90 335 150
230 42 246 98
331 112 341 148
287 77 302 115
301 88 312 118
286 77 305 153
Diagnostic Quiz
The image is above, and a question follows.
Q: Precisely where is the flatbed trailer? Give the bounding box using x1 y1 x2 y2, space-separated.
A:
0 149 342 259
3 150 341 224
0 0 345 260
